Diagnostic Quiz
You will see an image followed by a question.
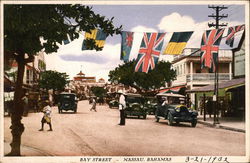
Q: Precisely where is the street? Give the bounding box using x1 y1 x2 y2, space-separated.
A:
4 100 245 156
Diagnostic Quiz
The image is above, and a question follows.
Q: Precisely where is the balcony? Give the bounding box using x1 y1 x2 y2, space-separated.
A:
186 73 231 82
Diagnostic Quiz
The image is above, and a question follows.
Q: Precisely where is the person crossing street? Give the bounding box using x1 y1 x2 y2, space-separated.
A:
39 100 53 131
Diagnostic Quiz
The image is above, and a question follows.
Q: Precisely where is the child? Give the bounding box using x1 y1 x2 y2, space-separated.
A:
39 101 53 131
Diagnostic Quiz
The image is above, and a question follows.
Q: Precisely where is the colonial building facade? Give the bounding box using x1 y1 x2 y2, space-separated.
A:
171 48 233 103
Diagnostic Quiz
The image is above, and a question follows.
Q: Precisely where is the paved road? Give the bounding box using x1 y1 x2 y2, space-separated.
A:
4 100 245 156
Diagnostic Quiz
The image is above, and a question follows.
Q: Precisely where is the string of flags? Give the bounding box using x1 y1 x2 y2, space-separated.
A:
63 24 245 73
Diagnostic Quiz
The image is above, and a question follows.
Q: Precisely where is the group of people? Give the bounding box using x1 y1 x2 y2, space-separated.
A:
89 91 126 126
22 90 126 132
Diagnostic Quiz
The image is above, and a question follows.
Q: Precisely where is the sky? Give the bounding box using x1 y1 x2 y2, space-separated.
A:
44 3 245 82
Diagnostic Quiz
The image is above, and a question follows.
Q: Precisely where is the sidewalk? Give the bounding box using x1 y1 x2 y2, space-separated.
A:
197 115 245 133
4 141 53 156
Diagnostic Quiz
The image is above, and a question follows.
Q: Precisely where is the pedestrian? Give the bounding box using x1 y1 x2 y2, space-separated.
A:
22 93 29 116
118 90 126 125
39 100 53 131
161 98 168 106
90 97 97 112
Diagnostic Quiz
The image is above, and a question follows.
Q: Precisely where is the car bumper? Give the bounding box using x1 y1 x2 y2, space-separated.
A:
173 116 197 122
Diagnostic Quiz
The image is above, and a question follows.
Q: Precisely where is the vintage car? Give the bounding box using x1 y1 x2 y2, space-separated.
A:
108 100 119 108
124 93 147 119
106 92 119 108
155 92 198 127
155 104 198 127
58 92 78 113
144 96 158 115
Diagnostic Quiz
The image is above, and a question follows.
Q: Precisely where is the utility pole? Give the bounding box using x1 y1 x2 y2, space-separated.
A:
208 5 228 125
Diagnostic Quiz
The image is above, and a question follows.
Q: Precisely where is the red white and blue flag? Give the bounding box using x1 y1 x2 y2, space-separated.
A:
135 32 166 73
200 29 224 72
121 31 134 62
226 25 245 47
220 24 245 49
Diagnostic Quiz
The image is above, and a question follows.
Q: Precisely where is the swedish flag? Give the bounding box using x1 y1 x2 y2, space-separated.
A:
164 31 193 55
82 29 107 50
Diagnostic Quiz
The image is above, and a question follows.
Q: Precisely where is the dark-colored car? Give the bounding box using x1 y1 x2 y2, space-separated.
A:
58 92 78 113
108 100 119 108
124 93 147 119
155 104 198 127
144 97 158 115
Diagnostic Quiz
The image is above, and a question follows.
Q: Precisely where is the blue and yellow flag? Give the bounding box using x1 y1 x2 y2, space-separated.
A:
82 29 107 50
164 31 193 55
120 31 134 62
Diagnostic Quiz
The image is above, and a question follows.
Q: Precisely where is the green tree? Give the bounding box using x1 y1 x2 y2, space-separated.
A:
38 70 69 92
4 4 122 156
91 87 107 97
108 60 176 95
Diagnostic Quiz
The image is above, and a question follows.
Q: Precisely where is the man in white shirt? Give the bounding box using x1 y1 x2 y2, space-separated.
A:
118 91 126 125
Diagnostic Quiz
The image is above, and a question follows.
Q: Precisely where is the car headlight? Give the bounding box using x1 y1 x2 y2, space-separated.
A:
175 107 180 112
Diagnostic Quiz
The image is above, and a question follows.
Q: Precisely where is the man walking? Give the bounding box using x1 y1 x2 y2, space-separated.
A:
118 90 126 125
90 97 97 112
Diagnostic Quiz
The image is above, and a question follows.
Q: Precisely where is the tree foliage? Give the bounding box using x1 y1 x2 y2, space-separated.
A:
91 87 107 97
4 4 122 55
108 60 176 95
4 4 122 156
38 70 69 91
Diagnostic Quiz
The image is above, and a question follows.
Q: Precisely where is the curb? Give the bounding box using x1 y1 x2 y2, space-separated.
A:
197 120 245 133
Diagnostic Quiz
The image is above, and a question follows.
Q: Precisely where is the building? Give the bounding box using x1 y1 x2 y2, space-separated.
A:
68 70 107 98
4 51 47 114
171 48 233 103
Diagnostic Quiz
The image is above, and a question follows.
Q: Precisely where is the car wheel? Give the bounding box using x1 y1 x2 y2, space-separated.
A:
191 120 197 127
143 114 147 119
156 117 160 122
168 113 174 126
176 121 180 125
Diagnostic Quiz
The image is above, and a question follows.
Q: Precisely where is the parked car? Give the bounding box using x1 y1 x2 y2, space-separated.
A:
108 100 119 108
124 93 147 119
144 96 158 115
58 92 78 113
155 104 198 127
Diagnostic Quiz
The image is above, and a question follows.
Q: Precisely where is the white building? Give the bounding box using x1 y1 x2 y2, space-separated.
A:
171 48 233 102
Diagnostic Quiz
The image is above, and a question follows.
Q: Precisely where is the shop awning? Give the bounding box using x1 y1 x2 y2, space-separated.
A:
159 85 185 93
156 92 185 98
187 78 245 93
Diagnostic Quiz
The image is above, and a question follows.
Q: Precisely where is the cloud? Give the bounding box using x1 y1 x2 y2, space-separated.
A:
158 12 196 32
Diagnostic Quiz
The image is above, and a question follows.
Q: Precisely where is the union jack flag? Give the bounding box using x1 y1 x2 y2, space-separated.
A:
200 29 224 72
226 25 245 47
135 32 166 73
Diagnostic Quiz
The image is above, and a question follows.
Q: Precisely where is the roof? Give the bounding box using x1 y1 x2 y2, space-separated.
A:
124 93 142 97
156 92 185 98
187 78 245 93
159 85 185 93
77 71 85 76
